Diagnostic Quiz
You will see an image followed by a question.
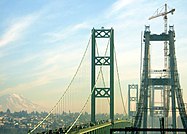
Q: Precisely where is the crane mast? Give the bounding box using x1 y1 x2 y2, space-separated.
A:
164 4 168 69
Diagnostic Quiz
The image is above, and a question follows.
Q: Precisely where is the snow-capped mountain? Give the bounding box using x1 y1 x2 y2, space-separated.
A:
0 94 46 112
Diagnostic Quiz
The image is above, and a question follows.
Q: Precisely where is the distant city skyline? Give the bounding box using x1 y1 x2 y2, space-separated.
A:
0 0 187 114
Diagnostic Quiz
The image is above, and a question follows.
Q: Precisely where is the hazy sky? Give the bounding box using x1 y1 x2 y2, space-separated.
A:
0 0 187 113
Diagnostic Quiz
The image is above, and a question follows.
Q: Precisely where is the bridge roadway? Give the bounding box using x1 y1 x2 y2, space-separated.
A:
70 120 132 134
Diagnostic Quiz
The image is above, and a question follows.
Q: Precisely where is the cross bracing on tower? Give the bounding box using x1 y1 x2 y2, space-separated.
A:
133 26 187 134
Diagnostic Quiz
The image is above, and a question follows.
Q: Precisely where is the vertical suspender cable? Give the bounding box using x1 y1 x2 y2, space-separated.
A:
114 47 127 115
65 69 103 134
28 37 91 134
66 39 110 133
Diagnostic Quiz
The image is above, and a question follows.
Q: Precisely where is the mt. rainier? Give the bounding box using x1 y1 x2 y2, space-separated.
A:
0 94 46 112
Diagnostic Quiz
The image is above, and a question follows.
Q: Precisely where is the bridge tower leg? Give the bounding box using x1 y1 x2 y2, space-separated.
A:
91 28 114 124
134 26 187 132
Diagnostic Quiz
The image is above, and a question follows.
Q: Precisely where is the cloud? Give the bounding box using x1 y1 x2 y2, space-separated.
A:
106 0 135 17
0 39 89 96
112 0 134 12
44 22 89 43
0 14 40 48
0 63 69 96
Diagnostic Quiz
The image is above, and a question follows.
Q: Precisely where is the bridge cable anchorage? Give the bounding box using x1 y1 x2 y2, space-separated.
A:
28 37 91 134
114 46 127 115
66 38 111 133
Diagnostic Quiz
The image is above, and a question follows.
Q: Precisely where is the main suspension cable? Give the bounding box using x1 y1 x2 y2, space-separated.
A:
65 68 103 134
66 38 111 133
28 37 91 134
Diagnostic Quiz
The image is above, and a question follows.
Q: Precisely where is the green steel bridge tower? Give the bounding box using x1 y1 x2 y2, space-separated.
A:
91 28 114 124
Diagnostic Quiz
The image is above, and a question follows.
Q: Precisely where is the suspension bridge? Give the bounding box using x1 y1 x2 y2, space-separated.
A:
28 27 131 134
28 22 187 134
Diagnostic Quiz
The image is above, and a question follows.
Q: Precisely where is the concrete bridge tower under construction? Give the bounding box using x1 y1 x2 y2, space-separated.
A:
133 25 187 133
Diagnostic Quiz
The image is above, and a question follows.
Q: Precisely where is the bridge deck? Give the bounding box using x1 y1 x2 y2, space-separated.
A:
71 120 132 134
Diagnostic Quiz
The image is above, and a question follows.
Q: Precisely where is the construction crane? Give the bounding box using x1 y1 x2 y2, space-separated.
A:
149 3 175 68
